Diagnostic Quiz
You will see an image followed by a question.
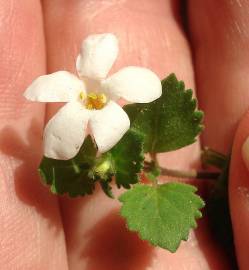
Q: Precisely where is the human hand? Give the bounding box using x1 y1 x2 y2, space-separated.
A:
1 1 249 269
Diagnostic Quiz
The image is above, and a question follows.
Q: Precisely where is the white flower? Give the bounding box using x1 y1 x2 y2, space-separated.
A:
24 33 162 160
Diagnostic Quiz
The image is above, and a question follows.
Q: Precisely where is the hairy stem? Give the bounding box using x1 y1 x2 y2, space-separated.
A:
144 161 220 180
201 147 227 169
160 167 219 179
149 153 159 186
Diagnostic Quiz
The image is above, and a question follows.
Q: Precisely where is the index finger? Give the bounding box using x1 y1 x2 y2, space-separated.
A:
0 1 67 268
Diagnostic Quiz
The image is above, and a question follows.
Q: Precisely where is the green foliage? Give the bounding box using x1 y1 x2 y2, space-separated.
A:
39 136 97 197
105 129 144 189
124 73 203 153
119 182 204 252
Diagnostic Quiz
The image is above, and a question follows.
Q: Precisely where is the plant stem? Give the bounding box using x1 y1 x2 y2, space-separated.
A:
144 161 220 180
149 153 159 186
160 167 220 179
201 147 227 169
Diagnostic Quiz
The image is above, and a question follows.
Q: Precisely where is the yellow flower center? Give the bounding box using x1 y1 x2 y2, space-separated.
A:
79 91 107 110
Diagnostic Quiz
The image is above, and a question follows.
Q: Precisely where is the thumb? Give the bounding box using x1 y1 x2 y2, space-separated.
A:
229 110 249 269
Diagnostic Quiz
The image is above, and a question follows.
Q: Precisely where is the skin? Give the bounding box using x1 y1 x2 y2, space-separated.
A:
0 0 249 269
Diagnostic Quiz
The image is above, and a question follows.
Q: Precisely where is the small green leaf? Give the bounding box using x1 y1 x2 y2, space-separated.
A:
124 73 203 153
39 136 97 197
119 182 204 252
104 129 144 189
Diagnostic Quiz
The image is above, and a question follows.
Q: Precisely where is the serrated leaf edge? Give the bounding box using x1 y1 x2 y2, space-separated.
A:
119 183 205 252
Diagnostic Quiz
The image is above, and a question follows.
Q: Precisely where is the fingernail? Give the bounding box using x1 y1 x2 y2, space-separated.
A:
242 137 249 169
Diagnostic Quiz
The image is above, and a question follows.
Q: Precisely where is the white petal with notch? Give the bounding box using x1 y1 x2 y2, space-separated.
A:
76 33 118 80
101 66 162 103
23 71 85 102
44 101 90 160
89 101 130 153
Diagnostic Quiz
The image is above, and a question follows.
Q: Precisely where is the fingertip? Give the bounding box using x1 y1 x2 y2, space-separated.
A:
241 136 249 170
229 110 249 269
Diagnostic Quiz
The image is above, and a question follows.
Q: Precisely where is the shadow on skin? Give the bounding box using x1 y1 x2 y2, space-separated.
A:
194 209 233 270
81 210 154 270
0 119 62 229
183 179 232 269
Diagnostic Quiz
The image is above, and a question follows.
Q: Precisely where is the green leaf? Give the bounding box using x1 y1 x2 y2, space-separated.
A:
39 136 97 197
104 129 144 189
124 73 203 153
119 182 204 252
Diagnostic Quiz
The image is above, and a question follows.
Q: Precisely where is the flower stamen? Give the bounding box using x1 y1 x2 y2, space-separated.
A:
79 91 85 100
84 92 107 110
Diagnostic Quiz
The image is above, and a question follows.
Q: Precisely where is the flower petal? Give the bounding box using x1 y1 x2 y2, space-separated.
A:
76 33 118 80
101 66 162 103
89 101 130 152
44 101 90 160
24 71 85 102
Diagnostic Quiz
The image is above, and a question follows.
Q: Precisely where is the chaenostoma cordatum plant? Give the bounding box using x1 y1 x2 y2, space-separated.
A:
23 33 233 255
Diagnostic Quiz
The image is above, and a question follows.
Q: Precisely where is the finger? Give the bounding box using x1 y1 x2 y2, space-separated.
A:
229 111 249 269
188 0 249 153
0 1 67 268
43 0 227 269
188 1 249 268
